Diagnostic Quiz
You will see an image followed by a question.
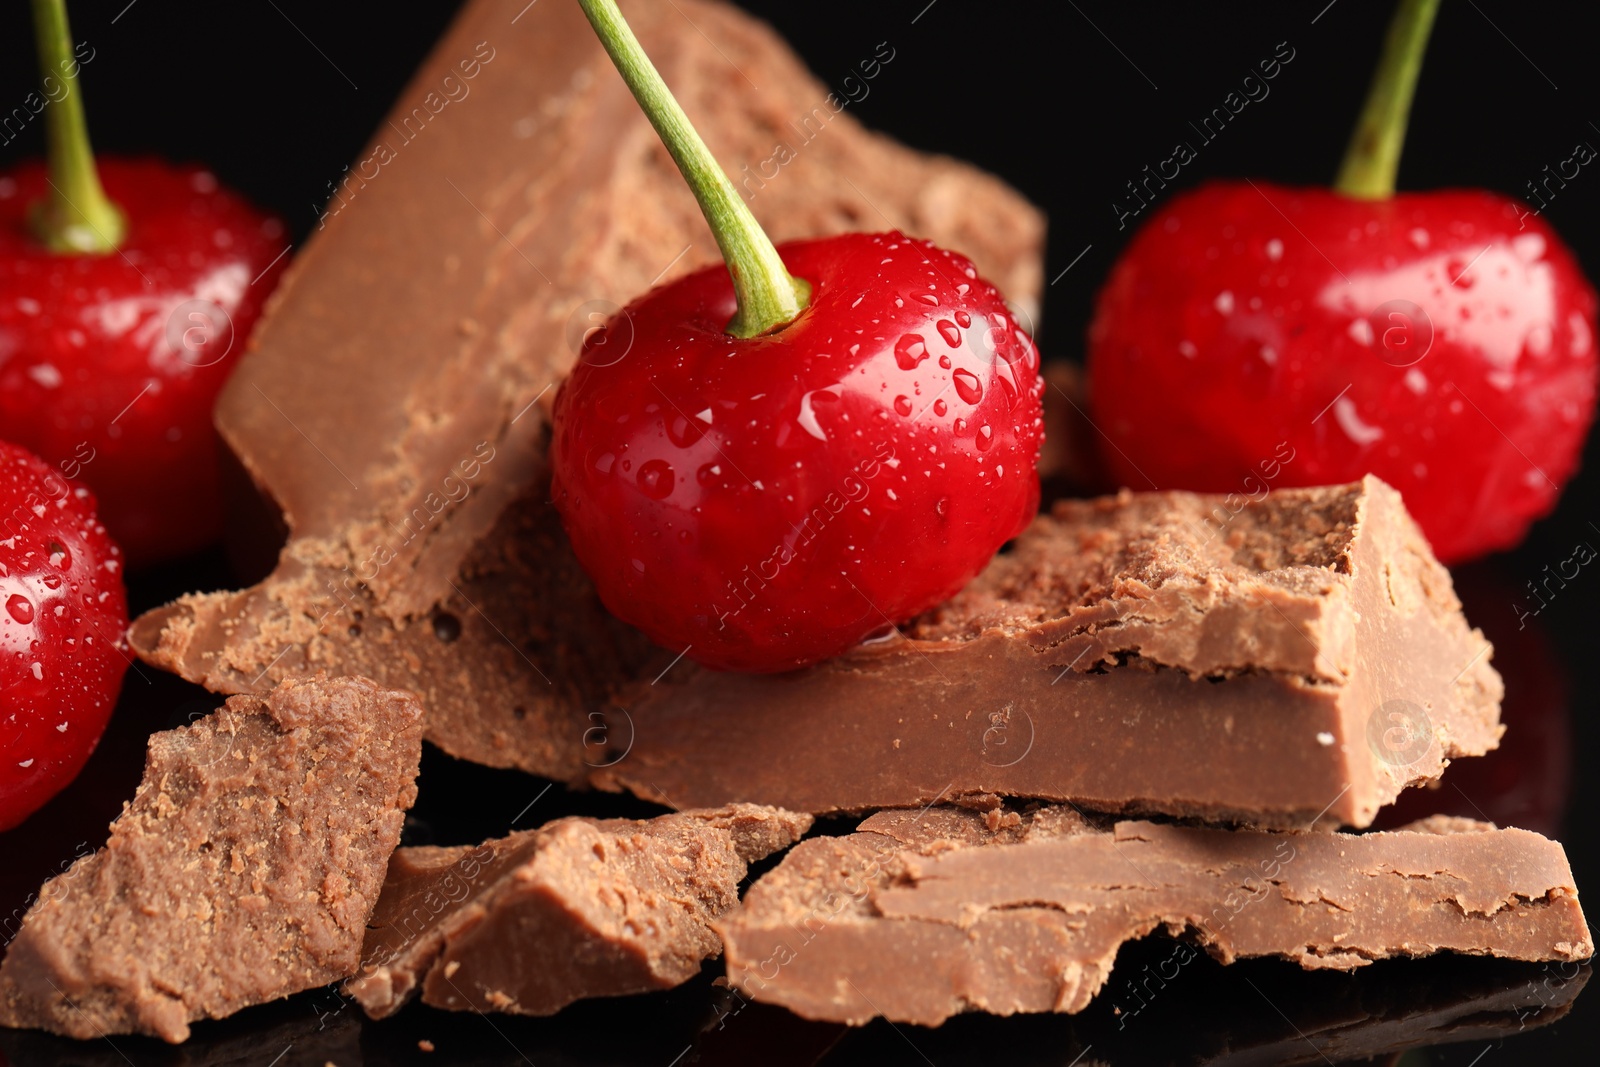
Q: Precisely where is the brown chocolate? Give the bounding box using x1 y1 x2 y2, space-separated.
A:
127 0 1046 783
716 805 1592 1027
346 804 810 1018
0 676 423 1043
594 476 1503 828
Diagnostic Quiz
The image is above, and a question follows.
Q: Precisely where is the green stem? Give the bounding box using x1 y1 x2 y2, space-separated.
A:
577 0 808 337
29 0 125 254
1335 0 1441 199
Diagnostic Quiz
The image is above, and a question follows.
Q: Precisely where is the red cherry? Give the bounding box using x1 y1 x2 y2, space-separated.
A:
0 439 129 831
0 158 288 567
1086 182 1597 563
551 232 1044 673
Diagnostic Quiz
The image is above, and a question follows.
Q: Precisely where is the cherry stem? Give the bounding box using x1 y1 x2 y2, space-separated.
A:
29 0 125 254
577 0 808 338
1335 0 1441 199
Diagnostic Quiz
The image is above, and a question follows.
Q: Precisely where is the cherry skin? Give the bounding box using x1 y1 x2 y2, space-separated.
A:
551 232 1044 673
0 158 289 567
1087 182 1598 563
0 440 129 831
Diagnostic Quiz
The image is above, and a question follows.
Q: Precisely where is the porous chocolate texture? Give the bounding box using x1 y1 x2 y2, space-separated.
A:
346 805 811 1018
716 806 1592 1027
595 476 1503 828
127 0 1045 783
0 676 424 1043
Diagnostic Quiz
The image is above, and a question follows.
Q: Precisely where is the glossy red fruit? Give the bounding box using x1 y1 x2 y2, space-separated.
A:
551 232 1044 673
1087 182 1598 563
0 440 129 831
0 158 289 567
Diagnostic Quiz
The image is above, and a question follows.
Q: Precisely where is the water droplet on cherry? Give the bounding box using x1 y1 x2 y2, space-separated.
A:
977 424 995 450
993 358 1019 410
7 595 33 625
894 334 929 370
893 395 913 417
952 369 984 404
955 310 971 328
665 413 705 447
797 387 841 442
40 574 62 590
938 355 951 369
637 459 675 499
933 399 948 417
937 319 962 347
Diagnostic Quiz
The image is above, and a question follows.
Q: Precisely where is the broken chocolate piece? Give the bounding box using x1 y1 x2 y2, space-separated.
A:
0 676 423 1043
716 805 1591 1028
595 476 1502 828
127 0 1045 784
347 804 811 1018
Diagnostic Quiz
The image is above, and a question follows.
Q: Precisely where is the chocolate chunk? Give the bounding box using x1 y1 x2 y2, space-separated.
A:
716 806 1592 1027
0 676 423 1043
594 476 1502 828
127 0 1045 783
346 804 811 1018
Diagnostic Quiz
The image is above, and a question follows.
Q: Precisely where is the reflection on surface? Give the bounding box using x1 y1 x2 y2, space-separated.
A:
774 950 1590 1067
0 950 1582 1066
1375 562 1574 837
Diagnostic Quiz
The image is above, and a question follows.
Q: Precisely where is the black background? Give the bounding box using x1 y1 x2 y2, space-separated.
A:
1 1 1598 1064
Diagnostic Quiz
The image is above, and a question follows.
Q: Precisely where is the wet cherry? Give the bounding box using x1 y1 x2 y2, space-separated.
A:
1087 185 1596 562
553 1 1043 671
552 233 1042 672
0 2 288 566
0 160 288 566
0 440 130 831
1086 0 1598 562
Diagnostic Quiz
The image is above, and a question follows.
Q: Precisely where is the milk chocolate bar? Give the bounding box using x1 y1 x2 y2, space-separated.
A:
595 476 1503 828
716 806 1592 1028
127 0 1045 783
346 805 810 1018
0 676 424 1043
